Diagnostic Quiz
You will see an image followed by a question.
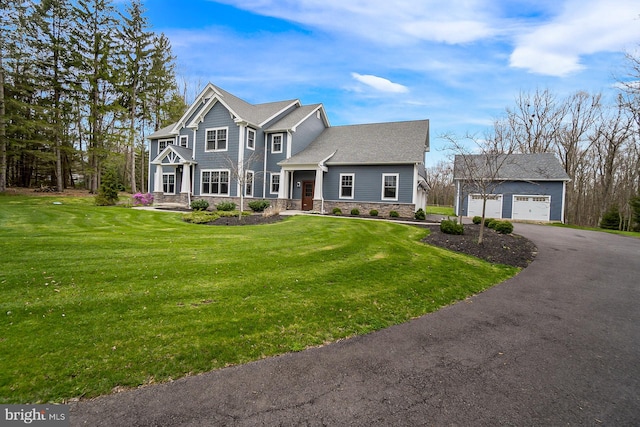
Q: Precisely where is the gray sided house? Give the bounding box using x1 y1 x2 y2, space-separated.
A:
453 153 571 222
148 83 430 216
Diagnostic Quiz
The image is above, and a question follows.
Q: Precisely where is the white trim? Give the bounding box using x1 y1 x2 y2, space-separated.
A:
339 173 355 199
204 127 228 152
179 135 188 147
271 133 283 153
511 194 551 221
201 169 230 196
158 138 175 151
381 173 399 201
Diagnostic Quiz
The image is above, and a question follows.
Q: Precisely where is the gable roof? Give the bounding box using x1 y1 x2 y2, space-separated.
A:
266 104 329 132
453 153 570 181
280 120 429 166
148 123 178 140
151 144 195 165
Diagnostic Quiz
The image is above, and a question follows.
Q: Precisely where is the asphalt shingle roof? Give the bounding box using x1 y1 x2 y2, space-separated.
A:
267 104 323 131
280 120 429 166
148 123 177 139
212 85 297 126
453 153 570 181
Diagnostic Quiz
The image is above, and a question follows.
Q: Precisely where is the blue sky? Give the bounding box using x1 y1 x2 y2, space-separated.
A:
141 0 640 165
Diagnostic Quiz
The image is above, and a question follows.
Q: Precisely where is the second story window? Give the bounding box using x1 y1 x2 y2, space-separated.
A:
205 127 228 151
272 134 283 153
247 129 255 150
159 139 174 151
179 135 188 147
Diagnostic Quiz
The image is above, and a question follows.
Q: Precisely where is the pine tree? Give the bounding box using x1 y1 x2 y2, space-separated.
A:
71 0 119 192
117 0 153 193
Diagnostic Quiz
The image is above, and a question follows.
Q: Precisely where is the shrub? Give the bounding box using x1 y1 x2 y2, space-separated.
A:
350 208 360 215
414 208 426 220
95 169 119 206
483 218 494 227
600 205 621 230
190 199 209 211
332 207 342 215
182 211 219 224
248 200 270 212
440 219 464 235
472 216 482 225
487 219 499 229
494 220 514 234
216 202 236 211
132 192 154 206
369 209 379 216
389 210 399 218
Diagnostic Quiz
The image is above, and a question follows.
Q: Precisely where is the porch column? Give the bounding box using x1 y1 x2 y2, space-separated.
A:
279 170 289 200
180 163 191 193
314 167 324 213
154 164 163 193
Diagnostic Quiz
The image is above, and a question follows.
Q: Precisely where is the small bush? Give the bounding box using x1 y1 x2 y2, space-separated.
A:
414 208 426 220
332 207 342 215
95 169 119 206
350 208 360 215
600 205 621 230
248 200 270 212
494 220 514 234
182 211 220 224
440 219 464 235
389 210 399 218
216 202 236 211
263 206 281 218
487 219 499 229
483 218 494 227
369 209 379 216
472 216 482 225
190 199 209 211
132 192 154 206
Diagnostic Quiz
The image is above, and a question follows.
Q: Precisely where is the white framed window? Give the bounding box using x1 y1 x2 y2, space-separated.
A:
179 135 188 147
340 173 354 199
271 134 283 153
205 127 228 152
201 170 229 195
382 173 399 201
247 128 255 150
245 170 254 197
270 174 280 194
162 173 175 194
159 139 174 151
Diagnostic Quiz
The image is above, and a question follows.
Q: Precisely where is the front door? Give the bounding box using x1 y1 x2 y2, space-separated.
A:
302 181 314 211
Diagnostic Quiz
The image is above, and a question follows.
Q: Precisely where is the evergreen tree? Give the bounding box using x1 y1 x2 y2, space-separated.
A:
71 0 119 192
117 0 153 193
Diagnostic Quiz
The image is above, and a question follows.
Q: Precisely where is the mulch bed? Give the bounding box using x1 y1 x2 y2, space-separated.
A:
208 214 284 226
422 223 537 268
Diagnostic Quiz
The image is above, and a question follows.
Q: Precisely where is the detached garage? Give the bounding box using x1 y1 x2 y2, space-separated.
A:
453 153 570 222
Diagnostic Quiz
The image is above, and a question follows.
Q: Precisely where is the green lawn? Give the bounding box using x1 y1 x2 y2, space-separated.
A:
551 222 640 238
0 194 517 403
425 205 456 216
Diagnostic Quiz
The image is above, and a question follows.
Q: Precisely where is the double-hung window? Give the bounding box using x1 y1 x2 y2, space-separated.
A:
179 135 188 147
201 170 229 195
270 174 280 194
162 173 175 194
205 128 228 151
340 173 354 199
245 170 254 197
247 129 255 150
159 139 173 151
272 134 283 153
382 173 399 201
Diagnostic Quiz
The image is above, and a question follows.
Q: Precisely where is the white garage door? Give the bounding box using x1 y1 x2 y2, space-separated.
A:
468 194 503 218
512 195 550 221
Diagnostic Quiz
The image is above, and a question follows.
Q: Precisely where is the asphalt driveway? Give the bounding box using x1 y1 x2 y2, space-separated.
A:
70 224 640 426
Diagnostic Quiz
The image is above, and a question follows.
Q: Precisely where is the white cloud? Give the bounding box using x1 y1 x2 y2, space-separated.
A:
351 73 409 93
509 0 640 76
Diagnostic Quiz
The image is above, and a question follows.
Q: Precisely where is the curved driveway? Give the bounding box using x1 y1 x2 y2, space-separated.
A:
70 224 640 426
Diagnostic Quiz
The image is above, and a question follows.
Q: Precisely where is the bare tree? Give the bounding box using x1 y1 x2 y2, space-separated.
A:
223 149 264 220
425 161 454 207
444 132 516 244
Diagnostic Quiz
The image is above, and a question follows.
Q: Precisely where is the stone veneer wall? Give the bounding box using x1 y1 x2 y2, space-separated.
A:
321 200 415 218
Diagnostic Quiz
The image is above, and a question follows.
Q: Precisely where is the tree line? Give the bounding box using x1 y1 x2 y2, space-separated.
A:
426 53 640 229
0 0 186 194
